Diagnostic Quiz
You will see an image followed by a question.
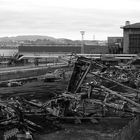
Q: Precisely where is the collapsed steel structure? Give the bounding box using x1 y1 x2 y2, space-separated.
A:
1 56 140 139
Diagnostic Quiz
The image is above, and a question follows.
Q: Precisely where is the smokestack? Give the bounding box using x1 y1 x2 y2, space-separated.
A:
125 21 130 26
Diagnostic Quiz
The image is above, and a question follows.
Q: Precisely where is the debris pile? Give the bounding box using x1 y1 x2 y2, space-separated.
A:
1 56 140 139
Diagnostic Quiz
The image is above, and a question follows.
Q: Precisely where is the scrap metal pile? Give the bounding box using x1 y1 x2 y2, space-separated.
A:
1 56 140 139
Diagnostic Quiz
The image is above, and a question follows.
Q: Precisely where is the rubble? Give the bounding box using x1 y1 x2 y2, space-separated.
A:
42 69 66 82
0 56 140 139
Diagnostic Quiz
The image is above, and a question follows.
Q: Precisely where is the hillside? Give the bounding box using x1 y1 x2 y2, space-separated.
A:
0 35 107 47
0 35 81 46
0 35 56 42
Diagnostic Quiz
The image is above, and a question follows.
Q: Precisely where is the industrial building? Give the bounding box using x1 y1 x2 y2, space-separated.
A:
108 37 123 54
18 44 108 56
122 21 140 54
18 44 81 55
83 45 108 54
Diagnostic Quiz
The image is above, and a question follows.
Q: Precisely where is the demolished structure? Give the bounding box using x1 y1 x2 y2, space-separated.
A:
0 56 140 139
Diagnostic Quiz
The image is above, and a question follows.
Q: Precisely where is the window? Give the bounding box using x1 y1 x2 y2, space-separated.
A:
129 34 140 53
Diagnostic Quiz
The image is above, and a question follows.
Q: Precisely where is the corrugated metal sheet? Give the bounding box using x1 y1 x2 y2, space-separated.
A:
18 44 109 54
19 45 81 54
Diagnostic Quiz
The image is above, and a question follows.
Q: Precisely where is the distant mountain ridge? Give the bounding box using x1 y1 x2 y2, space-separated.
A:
0 35 107 46
0 35 82 45
0 35 56 41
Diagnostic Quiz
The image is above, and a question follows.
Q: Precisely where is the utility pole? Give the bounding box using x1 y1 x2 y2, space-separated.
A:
80 31 85 54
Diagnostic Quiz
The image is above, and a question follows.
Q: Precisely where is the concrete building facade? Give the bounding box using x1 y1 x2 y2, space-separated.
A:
122 22 140 54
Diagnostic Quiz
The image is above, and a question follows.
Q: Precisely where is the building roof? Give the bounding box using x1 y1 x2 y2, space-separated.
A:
122 23 140 29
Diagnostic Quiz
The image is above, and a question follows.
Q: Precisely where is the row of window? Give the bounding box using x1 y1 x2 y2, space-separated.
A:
129 34 140 53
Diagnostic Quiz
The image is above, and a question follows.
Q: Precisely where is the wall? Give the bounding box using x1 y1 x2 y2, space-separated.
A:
84 45 108 54
19 45 81 54
18 44 109 55
0 67 48 81
123 28 140 53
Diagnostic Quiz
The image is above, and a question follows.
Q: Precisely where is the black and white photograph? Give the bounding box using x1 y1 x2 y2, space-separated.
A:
0 0 140 139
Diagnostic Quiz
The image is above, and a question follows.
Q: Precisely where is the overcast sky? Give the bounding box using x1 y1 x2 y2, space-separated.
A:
0 0 140 40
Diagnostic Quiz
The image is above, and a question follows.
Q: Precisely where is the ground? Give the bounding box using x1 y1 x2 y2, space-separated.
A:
0 79 137 140
0 80 67 101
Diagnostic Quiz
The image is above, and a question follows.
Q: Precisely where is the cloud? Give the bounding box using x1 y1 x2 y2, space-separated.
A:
0 0 140 39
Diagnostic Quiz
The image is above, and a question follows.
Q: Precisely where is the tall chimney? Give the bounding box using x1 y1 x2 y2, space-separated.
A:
125 21 130 26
